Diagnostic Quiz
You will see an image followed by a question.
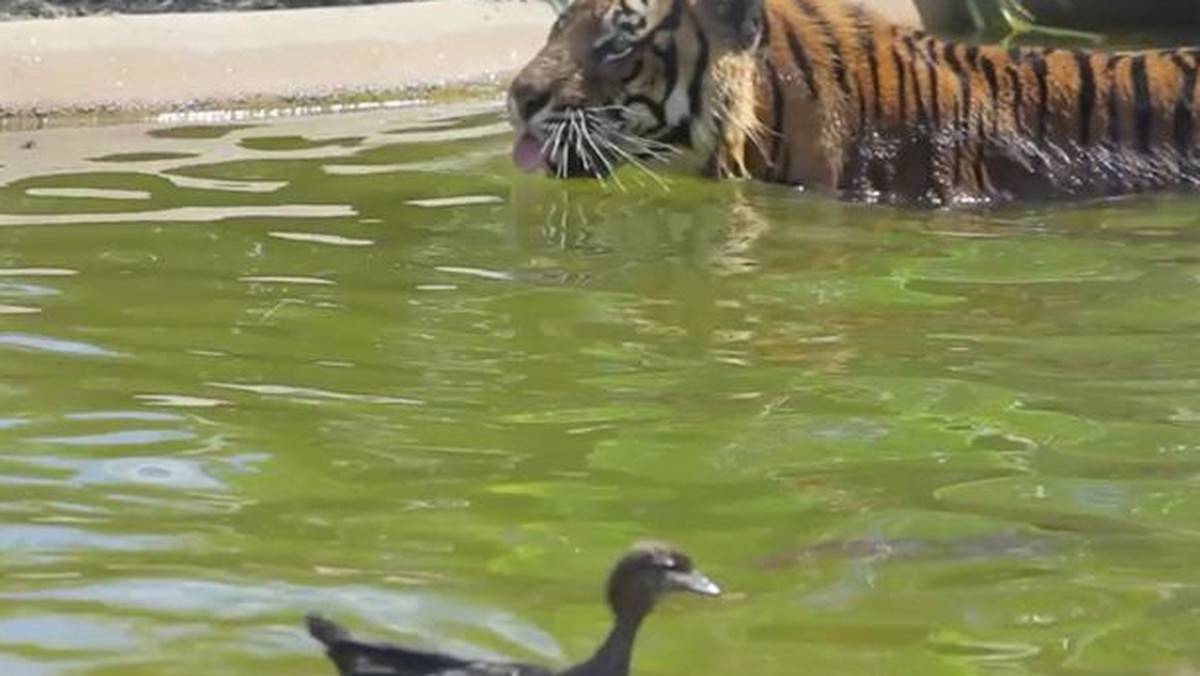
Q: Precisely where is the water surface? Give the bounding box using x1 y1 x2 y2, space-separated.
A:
2 102 1200 676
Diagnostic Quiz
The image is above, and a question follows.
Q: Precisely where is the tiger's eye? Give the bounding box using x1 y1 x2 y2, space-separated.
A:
594 32 636 64
602 44 635 63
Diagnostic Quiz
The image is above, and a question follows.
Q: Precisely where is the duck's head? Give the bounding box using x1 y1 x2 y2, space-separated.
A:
605 541 720 617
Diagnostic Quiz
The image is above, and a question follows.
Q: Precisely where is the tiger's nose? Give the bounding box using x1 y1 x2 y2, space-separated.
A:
508 79 551 122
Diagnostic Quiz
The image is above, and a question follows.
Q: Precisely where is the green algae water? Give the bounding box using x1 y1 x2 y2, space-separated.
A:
2 101 1200 676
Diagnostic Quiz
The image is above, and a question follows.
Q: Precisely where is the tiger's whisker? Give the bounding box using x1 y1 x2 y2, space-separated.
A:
572 110 610 183
555 121 570 179
541 122 563 157
568 112 599 180
578 115 624 191
586 115 680 159
576 111 671 189
597 133 670 191
545 120 568 177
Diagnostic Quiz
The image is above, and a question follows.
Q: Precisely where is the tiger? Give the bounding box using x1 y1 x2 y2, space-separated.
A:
505 0 1200 206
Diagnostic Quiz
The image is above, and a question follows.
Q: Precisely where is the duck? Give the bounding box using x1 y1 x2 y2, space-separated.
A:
305 540 721 676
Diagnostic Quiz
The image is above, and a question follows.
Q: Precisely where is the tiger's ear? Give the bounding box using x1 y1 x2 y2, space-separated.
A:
697 0 766 49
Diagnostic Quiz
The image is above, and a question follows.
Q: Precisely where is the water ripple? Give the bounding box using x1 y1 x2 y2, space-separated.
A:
11 454 230 491
405 195 503 208
133 394 230 408
208 382 423 405
0 525 176 553
31 429 196 447
435 266 513 282
0 268 76 277
0 333 119 357
163 174 288 193
0 205 355 227
239 275 335 286
0 281 61 297
0 578 562 662
24 188 151 201
64 411 183 422
268 231 374 247
0 614 141 650
0 304 40 314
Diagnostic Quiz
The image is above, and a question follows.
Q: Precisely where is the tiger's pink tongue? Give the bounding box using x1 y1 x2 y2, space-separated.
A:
512 134 547 173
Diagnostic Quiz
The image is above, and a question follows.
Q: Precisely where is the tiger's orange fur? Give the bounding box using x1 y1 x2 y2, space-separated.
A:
744 0 1200 203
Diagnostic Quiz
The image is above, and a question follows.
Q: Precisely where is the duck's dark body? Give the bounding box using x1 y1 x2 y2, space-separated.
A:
307 615 552 676
306 542 720 676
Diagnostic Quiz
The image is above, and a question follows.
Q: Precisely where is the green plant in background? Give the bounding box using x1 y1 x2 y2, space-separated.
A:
964 0 1103 45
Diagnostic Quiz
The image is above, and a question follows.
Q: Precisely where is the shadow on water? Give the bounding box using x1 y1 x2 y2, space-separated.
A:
2 101 1200 675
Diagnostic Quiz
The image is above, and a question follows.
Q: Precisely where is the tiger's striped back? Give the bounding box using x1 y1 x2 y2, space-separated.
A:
742 0 1200 204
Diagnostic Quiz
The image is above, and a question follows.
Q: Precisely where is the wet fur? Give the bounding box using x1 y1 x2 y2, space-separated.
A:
747 0 1200 204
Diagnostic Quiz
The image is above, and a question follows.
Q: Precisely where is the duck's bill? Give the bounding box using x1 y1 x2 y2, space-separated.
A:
671 569 722 596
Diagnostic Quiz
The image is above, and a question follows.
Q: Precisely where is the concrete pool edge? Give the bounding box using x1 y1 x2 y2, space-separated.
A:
0 0 556 126
0 0 929 129
6 81 511 131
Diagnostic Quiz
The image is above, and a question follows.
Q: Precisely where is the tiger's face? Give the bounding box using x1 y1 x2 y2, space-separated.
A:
507 0 764 178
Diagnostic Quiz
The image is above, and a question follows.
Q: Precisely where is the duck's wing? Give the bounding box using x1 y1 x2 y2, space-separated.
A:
306 614 556 676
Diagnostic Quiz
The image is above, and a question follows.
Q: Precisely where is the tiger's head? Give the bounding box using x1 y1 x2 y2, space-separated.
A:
507 0 766 179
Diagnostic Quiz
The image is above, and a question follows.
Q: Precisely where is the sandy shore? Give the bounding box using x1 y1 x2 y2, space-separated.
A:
0 0 924 123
